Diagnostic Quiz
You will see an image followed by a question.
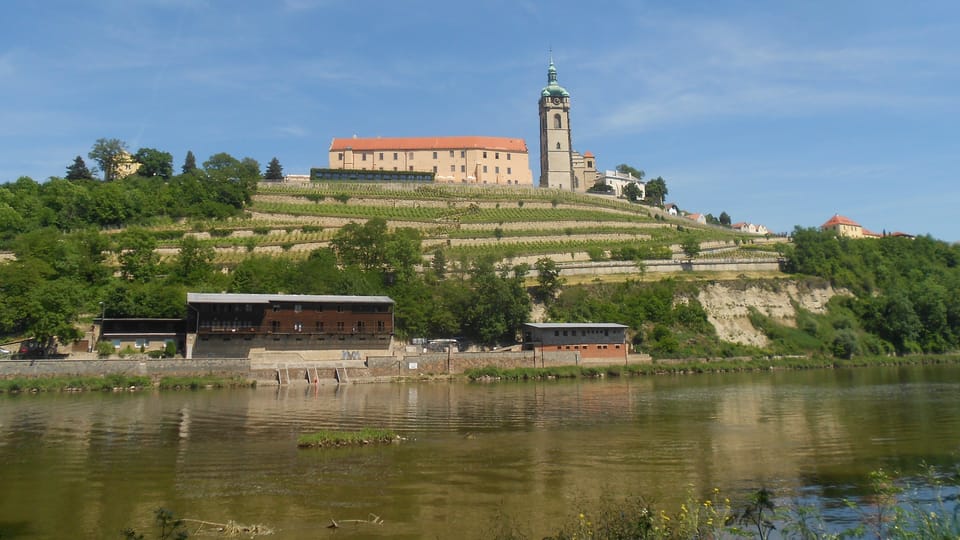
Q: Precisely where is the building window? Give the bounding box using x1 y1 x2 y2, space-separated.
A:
379 152 384 160
554 114 562 129
294 304 302 313
483 165 487 173
507 167 512 174
556 142 561 150
408 152 414 159
449 150 454 157
135 338 149 348
337 321 345 332
460 165 465 173
338 153 343 161
433 166 438 173
495 152 499 159
316 321 324 332
393 167 397 171
409 166 414 171
450 165 456 172
460 150 465 158
393 152 398 160
554 331 559 336
432 151 438 159
294 322 303 332
337 304 343 313
272 305 280 312
377 320 385 332
587 160 593 168
495 166 500 174
362 153 367 161
271 320 280 332
482 151 487 158
356 321 365 332
507 153 511 160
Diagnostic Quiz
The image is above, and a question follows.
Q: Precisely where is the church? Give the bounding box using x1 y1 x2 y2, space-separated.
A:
538 60 598 191
323 60 599 191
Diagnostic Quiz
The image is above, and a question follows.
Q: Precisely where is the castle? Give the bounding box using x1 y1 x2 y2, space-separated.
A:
325 60 603 192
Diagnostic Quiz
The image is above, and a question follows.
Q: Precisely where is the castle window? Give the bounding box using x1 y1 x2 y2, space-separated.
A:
556 142 561 150
483 165 488 173
554 114 562 129
507 154 511 160
460 150 466 158
482 151 487 158
587 160 593 168
362 153 367 161
450 165 455 172
449 150 454 157
495 166 500 174
393 152 398 160
432 151 437 159
495 152 499 159
461 165 465 172
507 167 512 174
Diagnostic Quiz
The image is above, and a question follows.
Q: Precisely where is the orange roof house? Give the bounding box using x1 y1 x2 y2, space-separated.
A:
821 214 865 238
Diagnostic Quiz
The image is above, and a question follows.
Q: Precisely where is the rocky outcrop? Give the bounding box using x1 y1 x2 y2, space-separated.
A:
697 280 844 347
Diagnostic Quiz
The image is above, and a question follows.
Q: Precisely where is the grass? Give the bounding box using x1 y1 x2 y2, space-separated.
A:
157 375 255 390
297 428 399 448
0 374 152 393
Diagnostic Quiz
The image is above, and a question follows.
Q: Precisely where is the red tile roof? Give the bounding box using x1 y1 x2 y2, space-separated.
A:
583 151 595 158
821 214 861 229
330 136 528 153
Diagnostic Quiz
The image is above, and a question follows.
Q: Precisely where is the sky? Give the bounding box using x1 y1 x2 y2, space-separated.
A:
2 0 959 241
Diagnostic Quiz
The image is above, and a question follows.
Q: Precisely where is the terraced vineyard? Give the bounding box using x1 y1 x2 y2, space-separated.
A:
237 182 785 275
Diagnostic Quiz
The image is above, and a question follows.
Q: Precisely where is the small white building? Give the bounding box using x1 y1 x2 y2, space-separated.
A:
596 170 644 199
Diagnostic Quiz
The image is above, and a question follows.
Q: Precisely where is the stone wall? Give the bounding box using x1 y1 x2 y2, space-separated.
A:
0 358 250 379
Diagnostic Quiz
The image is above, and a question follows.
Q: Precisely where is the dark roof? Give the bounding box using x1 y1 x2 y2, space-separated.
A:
523 323 628 329
187 293 394 304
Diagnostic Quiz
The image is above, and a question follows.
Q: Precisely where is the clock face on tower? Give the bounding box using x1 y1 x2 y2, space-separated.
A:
551 96 561 105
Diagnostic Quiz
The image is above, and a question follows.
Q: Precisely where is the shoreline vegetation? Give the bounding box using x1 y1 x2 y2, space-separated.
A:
296 428 400 448
464 354 960 381
0 374 254 394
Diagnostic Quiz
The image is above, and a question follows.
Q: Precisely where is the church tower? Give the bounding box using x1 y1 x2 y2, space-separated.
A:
539 60 574 189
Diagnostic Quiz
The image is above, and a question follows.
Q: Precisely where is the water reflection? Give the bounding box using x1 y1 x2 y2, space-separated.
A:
0 366 958 538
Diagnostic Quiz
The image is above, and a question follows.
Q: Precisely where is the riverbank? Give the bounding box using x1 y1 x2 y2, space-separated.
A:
0 374 254 393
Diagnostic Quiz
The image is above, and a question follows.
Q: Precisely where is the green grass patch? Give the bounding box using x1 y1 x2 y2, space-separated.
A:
0 374 152 393
156 375 254 390
297 428 399 448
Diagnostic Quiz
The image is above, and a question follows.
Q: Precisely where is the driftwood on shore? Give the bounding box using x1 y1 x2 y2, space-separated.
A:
327 513 384 529
182 518 274 536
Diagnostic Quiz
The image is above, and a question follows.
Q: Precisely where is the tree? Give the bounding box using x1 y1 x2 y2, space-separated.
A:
719 211 732 227
65 156 94 180
182 150 197 174
645 176 668 207
615 163 645 181
264 157 284 181
88 138 129 181
117 228 160 281
535 257 564 303
134 148 174 179
681 235 701 259
431 248 447 278
623 182 642 202
172 235 214 283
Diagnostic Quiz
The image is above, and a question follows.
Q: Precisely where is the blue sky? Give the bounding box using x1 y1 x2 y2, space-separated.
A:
3 1 959 240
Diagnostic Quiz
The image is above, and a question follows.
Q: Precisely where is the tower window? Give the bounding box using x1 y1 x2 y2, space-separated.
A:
556 142 561 150
554 114 562 129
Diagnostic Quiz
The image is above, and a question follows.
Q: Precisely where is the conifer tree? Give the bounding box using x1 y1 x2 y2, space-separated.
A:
182 150 197 174
264 157 284 181
65 156 94 180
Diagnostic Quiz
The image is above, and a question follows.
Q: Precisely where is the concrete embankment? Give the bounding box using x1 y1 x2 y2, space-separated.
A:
0 351 652 386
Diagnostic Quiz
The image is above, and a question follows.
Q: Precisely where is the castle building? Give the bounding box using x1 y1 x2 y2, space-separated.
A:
327 136 533 186
538 60 597 191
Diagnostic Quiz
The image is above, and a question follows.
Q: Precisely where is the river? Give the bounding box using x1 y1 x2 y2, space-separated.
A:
1 365 958 538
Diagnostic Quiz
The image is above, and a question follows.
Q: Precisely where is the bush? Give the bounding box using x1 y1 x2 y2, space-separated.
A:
96 341 115 357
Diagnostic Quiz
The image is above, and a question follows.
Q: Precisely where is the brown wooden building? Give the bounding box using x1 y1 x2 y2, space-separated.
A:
186 293 395 359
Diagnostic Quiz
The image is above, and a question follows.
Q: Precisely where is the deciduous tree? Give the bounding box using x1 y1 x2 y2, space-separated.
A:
134 147 174 179
645 176 668 207
88 138 129 181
